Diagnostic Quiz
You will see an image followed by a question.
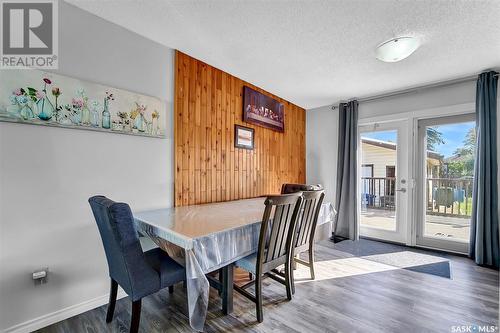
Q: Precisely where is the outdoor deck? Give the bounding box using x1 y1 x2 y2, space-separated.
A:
361 208 470 241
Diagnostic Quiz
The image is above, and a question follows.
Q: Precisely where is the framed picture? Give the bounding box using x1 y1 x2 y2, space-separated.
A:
234 125 254 150
243 86 284 132
0 69 166 138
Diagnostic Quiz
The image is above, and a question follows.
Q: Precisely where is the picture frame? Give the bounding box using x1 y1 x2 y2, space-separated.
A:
234 124 254 150
243 86 284 132
0 69 166 138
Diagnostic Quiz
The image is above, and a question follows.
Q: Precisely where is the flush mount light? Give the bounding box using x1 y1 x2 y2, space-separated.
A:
375 36 420 62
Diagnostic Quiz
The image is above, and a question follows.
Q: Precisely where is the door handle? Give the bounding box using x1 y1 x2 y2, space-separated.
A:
396 188 406 193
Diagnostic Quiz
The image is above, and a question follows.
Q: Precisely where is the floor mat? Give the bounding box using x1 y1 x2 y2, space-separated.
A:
332 239 451 278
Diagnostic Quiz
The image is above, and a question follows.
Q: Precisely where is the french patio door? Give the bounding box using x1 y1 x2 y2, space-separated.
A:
415 114 475 254
358 120 409 244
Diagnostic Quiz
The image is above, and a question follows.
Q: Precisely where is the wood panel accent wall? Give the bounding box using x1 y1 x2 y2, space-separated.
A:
174 51 306 206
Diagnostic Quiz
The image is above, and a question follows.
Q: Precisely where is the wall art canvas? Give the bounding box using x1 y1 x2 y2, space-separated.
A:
234 125 254 150
243 86 284 132
0 69 166 138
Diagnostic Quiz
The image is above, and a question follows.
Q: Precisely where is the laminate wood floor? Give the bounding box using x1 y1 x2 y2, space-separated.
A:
36 240 499 333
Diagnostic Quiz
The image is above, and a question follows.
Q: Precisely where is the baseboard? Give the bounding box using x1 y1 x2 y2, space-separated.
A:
2 289 127 333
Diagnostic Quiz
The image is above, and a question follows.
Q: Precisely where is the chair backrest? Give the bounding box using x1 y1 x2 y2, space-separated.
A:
88 196 158 296
281 183 323 194
294 190 325 250
256 193 303 273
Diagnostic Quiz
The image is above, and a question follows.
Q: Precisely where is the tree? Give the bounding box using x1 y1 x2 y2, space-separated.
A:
454 127 476 156
446 127 477 178
427 127 445 151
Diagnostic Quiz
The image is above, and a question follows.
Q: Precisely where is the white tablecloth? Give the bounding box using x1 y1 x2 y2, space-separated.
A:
134 198 335 331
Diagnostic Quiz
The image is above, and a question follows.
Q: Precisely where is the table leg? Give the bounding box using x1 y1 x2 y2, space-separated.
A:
221 263 234 315
218 268 224 296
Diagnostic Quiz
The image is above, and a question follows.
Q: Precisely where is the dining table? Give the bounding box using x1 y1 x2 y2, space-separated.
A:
134 197 335 332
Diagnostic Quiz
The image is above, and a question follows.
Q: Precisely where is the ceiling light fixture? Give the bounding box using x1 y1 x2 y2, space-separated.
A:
375 36 420 62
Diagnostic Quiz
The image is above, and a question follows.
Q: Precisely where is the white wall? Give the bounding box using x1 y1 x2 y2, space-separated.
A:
306 80 499 212
306 105 338 204
0 2 175 331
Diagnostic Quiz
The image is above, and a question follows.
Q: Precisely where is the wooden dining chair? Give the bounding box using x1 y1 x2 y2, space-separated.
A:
290 190 325 293
234 193 303 323
281 184 325 289
89 196 186 333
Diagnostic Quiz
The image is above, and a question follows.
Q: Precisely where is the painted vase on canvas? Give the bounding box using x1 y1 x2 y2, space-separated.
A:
17 95 34 120
6 95 21 117
36 96 55 121
81 105 90 125
134 114 146 132
102 99 111 129
70 107 81 124
70 98 84 124
59 106 72 125
90 103 100 127
151 111 160 135
35 78 55 121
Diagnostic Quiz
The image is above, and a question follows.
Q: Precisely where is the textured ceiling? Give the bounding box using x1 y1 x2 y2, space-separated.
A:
67 0 500 109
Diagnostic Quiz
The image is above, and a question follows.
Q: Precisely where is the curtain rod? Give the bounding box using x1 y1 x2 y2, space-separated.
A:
332 72 499 110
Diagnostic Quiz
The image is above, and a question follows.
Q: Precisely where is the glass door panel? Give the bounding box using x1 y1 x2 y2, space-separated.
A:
359 121 408 243
416 114 475 253
360 130 398 231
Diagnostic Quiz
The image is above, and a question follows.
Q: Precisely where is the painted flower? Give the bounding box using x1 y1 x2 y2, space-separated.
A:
130 110 139 119
152 110 159 119
43 78 52 84
137 104 147 115
105 92 114 101
52 87 61 97
9 95 18 104
117 112 128 119
72 98 84 109
13 88 23 96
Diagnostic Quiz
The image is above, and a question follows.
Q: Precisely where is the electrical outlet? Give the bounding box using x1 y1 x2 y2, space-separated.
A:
33 267 49 285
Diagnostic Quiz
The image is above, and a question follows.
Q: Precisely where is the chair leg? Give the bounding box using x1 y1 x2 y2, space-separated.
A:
169 285 174 294
309 249 315 280
255 274 263 323
106 278 118 323
285 260 293 299
248 272 253 280
130 299 142 333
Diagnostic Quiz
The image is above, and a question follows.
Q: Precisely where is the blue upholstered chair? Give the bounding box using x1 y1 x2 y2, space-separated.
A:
89 196 186 333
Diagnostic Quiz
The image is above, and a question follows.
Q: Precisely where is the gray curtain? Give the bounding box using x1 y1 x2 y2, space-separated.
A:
334 100 359 241
470 71 499 268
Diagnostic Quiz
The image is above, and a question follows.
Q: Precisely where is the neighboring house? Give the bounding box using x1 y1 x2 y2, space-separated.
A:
361 137 443 208
361 137 443 179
